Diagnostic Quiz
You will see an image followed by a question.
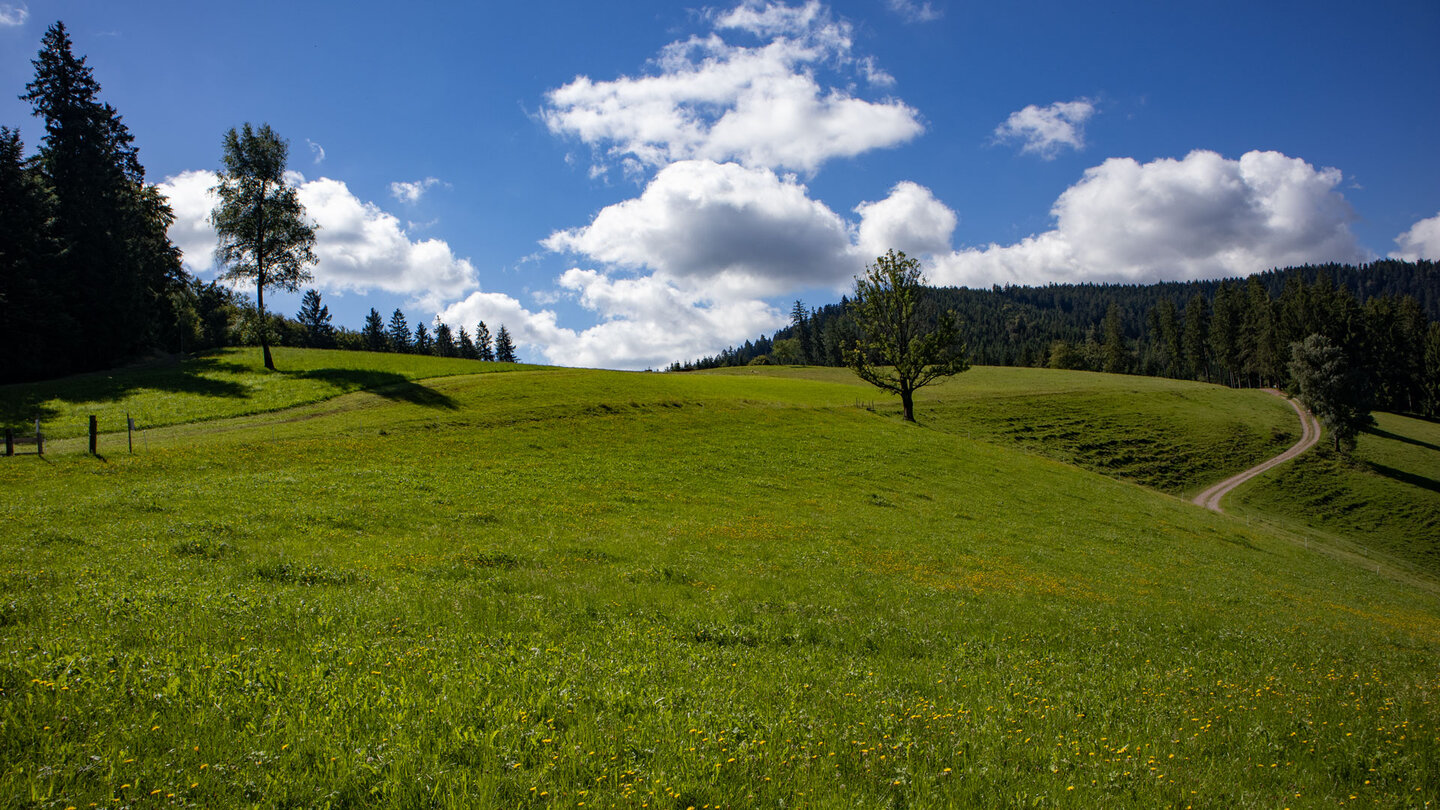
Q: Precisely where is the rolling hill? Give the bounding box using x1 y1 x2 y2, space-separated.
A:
1 350 1435 807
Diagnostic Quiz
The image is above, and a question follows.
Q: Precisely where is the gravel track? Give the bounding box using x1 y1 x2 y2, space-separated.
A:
1192 389 1321 513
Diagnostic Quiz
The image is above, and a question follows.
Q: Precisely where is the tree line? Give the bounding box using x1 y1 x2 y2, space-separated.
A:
1 22 519 383
172 281 519 363
675 260 1440 418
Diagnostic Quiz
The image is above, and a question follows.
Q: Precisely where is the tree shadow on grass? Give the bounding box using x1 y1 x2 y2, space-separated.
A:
0 356 251 425
1365 427 1440 453
292 368 458 410
1367 463 1440 495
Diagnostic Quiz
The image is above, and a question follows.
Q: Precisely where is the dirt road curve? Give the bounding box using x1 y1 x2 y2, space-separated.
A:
1192 390 1322 513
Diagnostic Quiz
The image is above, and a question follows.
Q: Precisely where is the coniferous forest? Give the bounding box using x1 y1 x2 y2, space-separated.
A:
0 23 186 383
676 260 1440 418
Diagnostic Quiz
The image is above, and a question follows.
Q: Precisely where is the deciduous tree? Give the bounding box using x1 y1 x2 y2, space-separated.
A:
845 250 969 422
210 123 317 370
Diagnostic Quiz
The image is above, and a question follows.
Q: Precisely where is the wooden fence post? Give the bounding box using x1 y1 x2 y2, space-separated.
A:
89 415 97 456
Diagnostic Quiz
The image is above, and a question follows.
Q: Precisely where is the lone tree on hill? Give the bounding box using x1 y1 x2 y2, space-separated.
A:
211 123 317 370
1288 333 1373 453
845 250 969 422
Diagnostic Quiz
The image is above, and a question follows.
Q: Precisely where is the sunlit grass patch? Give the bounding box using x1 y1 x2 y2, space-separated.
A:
0 363 1435 806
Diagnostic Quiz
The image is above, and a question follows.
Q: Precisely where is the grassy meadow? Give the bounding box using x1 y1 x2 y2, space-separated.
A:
1 352 1437 807
1230 411 1440 578
0 347 545 440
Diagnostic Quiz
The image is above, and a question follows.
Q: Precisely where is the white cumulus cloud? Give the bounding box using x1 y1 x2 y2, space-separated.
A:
0 3 27 26
854 180 957 260
1390 212 1440 261
994 98 1096 160
542 1 921 175
929 149 1367 287
543 159 858 295
389 177 443 205
156 170 221 274
158 171 477 309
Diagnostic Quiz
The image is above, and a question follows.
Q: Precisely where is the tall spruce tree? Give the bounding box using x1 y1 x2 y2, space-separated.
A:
413 321 432 355
1209 282 1241 386
295 289 334 348
475 321 494 361
790 300 812 364
20 22 185 377
457 325 477 359
434 320 456 357
387 309 411 352
1153 299 1182 378
494 325 517 363
1242 276 1279 387
363 308 387 351
1183 294 1210 381
1101 302 1128 374
211 123 317 371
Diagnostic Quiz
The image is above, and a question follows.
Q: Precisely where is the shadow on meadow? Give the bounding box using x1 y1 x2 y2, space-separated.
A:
0 355 460 430
1368 462 1440 495
0 356 251 425
1367 426 1440 453
291 368 458 410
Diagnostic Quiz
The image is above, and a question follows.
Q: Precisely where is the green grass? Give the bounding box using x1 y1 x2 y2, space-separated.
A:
1231 411 1440 576
713 366 1300 495
1 358 1437 807
0 347 546 440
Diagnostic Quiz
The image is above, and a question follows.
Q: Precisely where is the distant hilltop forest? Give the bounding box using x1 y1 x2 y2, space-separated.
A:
674 259 1440 418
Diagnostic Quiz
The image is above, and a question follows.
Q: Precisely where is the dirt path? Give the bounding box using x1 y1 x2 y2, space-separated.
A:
1192 390 1322 513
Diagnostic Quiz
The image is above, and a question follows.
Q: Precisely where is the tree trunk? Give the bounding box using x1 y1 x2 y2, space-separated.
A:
901 387 915 422
257 278 274 371
256 186 274 372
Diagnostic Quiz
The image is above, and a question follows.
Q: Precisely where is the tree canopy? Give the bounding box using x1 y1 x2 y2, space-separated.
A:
3 22 185 381
1288 334 1374 452
210 123 317 371
845 250 970 422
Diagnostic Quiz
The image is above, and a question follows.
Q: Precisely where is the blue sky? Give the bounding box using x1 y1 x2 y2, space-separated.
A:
3 0 1437 369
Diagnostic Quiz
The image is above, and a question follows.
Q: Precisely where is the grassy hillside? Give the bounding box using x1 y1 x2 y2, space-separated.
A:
713 366 1299 495
1231 411 1440 576
1 360 1436 807
0 347 545 440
